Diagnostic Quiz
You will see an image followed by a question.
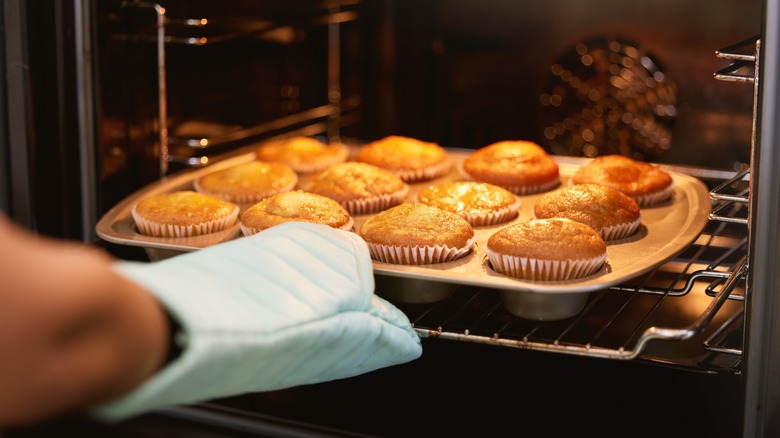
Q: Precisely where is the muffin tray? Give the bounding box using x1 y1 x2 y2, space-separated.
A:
96 148 711 302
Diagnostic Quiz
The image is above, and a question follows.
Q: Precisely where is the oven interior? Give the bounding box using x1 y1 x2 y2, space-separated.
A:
22 0 767 437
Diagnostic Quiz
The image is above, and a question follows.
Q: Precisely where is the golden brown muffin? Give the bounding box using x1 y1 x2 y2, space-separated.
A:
132 190 240 237
193 161 298 205
255 136 349 174
571 154 674 207
359 203 477 265
298 162 409 215
239 190 354 236
354 135 450 183
414 181 520 227
460 140 560 195
533 183 641 240
485 218 607 281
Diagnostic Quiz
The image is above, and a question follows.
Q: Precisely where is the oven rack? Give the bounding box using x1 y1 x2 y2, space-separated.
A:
400 38 760 371
115 1 357 174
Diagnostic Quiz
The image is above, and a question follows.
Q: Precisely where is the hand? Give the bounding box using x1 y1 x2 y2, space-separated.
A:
92 222 422 421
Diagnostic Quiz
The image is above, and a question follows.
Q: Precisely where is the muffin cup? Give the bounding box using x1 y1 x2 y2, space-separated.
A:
367 235 477 265
633 183 675 207
600 216 642 240
499 290 591 321
132 205 240 238
239 217 355 237
462 198 522 227
193 176 298 205
457 161 561 195
375 274 457 304
286 144 350 174
394 160 451 183
343 185 410 215
485 250 607 282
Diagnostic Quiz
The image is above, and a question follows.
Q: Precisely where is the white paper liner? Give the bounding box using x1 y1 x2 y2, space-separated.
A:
367 234 478 265
132 205 240 238
394 160 451 183
485 249 607 281
599 215 642 240
462 198 522 226
633 183 674 207
457 160 561 195
192 175 298 205
342 185 410 215
239 216 355 237
286 144 350 174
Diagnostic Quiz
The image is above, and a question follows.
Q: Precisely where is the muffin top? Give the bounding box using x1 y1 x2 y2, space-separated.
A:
299 162 408 203
255 136 349 173
354 135 448 181
133 190 239 227
533 184 640 232
415 181 519 216
194 161 297 203
359 203 475 249
571 154 673 201
487 218 606 261
240 190 352 232
462 140 559 187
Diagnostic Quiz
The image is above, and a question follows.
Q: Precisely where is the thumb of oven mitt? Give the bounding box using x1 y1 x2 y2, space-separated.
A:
91 222 422 421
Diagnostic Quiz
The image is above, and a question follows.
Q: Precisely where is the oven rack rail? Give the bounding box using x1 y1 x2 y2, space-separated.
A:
116 1 357 174
407 214 747 369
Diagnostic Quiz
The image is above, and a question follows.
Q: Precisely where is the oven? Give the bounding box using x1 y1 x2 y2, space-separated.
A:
1 1 778 437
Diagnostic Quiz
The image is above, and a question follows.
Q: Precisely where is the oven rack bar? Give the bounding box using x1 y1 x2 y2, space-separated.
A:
407 215 747 370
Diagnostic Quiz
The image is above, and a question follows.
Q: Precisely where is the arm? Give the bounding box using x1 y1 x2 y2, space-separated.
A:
0 215 170 427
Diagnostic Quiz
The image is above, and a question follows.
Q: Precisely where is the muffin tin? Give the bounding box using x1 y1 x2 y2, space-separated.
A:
96 147 711 320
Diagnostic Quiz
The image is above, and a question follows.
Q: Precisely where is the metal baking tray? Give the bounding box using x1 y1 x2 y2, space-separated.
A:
96 148 711 300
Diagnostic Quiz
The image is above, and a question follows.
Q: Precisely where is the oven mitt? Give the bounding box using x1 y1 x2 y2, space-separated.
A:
91 222 422 421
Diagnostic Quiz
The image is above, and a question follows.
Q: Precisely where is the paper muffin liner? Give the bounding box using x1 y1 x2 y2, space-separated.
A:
287 144 350 174
457 161 560 195
193 175 298 205
132 205 240 238
633 183 674 207
599 215 642 240
239 216 355 237
462 198 522 227
367 234 478 265
394 160 451 183
485 249 607 281
343 185 410 215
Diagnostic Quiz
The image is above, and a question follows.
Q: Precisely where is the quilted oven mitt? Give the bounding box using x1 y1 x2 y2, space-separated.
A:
92 222 422 421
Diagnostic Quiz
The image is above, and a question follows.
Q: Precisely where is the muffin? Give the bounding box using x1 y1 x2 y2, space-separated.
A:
533 183 641 240
193 161 298 205
255 136 349 174
414 181 520 227
359 203 477 265
239 190 354 236
132 190 240 238
299 162 409 215
460 140 560 195
485 218 607 281
354 135 450 183
571 154 674 206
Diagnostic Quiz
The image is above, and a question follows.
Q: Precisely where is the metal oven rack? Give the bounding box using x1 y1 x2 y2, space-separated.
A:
398 38 760 373
114 0 359 175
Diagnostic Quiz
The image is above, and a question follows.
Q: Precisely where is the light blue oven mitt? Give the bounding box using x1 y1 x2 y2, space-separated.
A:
91 222 422 421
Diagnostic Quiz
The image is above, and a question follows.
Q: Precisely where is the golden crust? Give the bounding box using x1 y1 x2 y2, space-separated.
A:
487 218 606 260
462 140 560 187
415 181 519 226
354 135 450 182
240 190 352 232
194 161 297 203
299 162 408 203
533 184 640 236
255 136 349 173
359 203 475 248
571 155 673 203
132 191 239 237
